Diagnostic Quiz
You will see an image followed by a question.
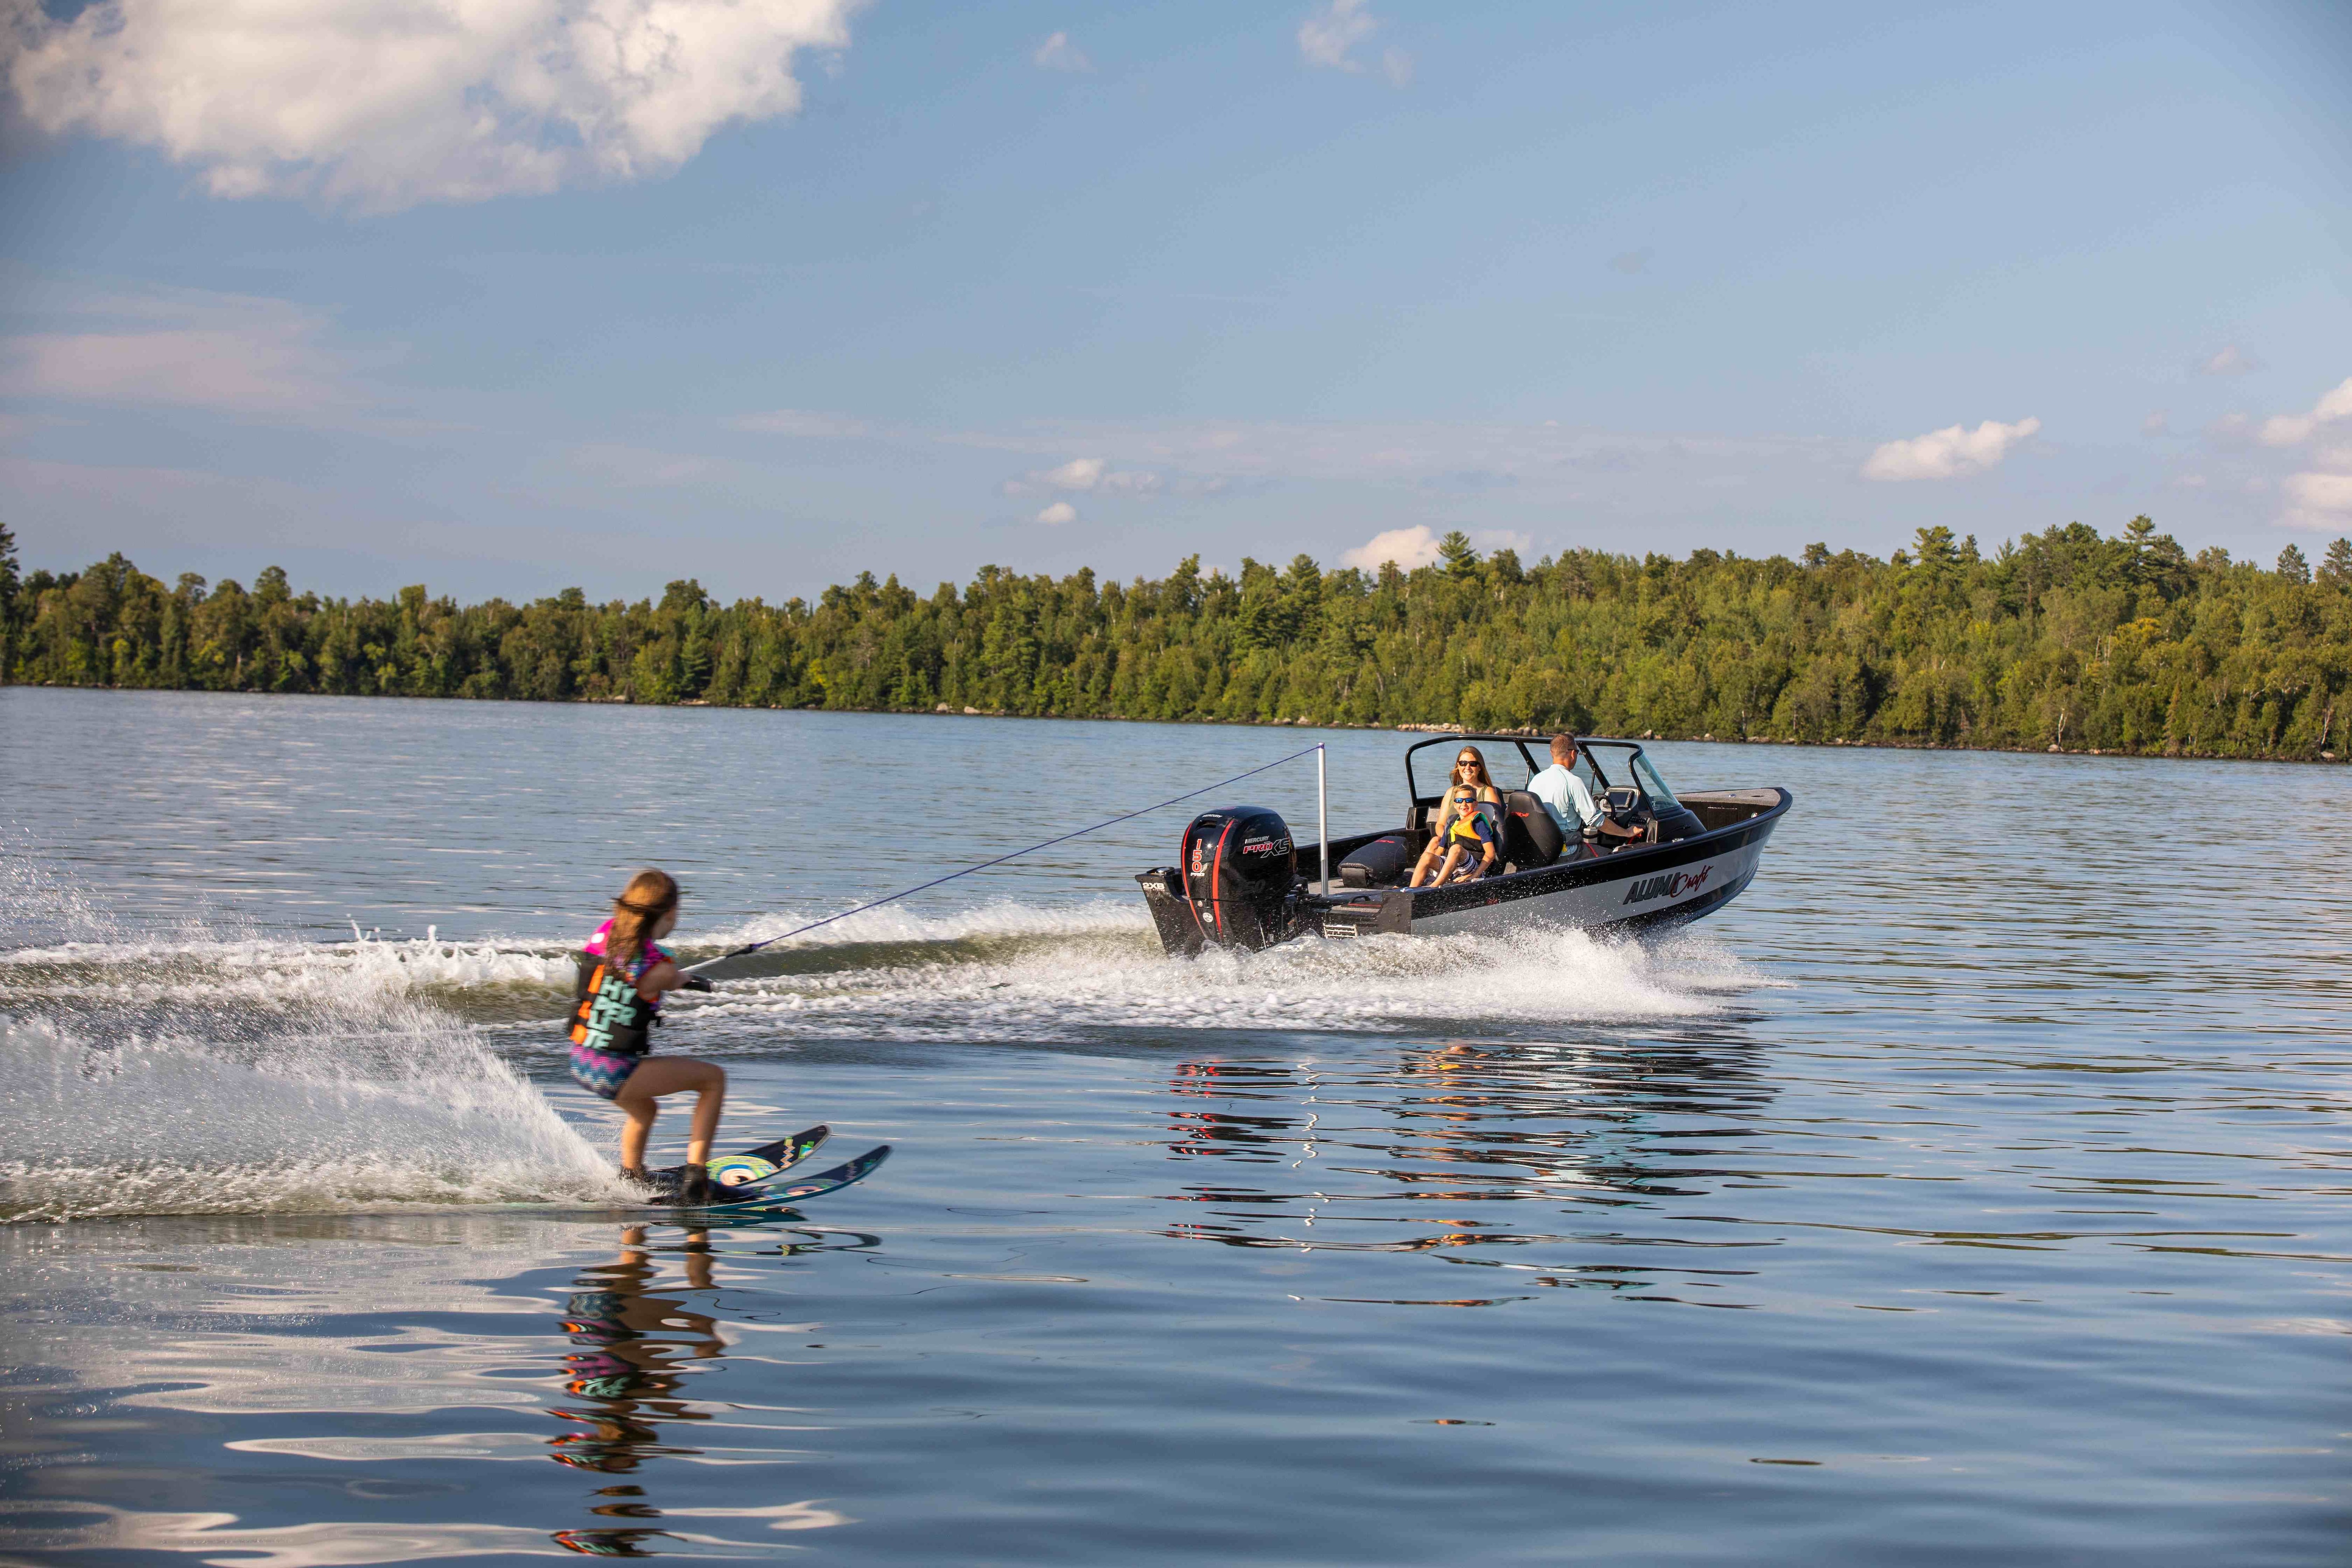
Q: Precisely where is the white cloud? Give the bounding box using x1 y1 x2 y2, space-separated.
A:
1860 416 2040 482
2283 472 2352 532
1335 525 1529 572
732 409 870 438
2256 375 2352 448
1035 501 1078 525
1032 32 1092 72
3 0 862 211
2196 344 2262 376
2278 437 2352 532
1042 456 1107 490
2142 410 2169 437
1381 46 1413 87
0 286 361 419
1298 0 1375 69
1001 455 1163 497
1340 526 1438 570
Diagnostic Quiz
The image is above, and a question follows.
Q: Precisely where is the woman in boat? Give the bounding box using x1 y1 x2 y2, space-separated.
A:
569 869 722 1201
1408 745 1505 886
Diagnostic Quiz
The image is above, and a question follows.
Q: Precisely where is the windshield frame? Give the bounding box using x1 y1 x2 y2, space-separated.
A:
1404 735 1547 809
1548 739 1656 809
1402 733 1667 813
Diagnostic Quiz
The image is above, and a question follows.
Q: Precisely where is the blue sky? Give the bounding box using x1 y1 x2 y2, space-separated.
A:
3 0 2348 604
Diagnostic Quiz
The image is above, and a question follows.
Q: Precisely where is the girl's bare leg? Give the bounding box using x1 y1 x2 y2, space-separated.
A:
619 1097 657 1170
613 1057 729 1169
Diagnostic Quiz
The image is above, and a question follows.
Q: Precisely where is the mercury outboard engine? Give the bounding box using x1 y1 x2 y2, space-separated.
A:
1136 805 1302 955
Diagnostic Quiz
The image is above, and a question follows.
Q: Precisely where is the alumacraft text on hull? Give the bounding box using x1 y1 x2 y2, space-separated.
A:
1136 734 1791 955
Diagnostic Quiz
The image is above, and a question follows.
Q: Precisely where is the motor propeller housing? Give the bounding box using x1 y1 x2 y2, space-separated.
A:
1163 805 1300 952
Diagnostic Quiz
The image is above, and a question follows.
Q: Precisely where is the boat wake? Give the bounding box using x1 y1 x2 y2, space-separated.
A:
0 881 1767 1219
0 1015 617 1223
676 912 1764 1046
0 885 616 1224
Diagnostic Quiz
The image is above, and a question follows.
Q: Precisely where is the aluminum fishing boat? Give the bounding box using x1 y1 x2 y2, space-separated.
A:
1137 733 1791 954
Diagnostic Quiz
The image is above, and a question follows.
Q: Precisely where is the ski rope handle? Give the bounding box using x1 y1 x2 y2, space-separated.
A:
683 743 1327 975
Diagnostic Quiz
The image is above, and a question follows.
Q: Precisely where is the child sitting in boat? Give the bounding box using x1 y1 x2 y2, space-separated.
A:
1411 784 1499 886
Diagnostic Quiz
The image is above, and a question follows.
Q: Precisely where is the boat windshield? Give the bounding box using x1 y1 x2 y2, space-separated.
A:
1407 740 1543 801
1630 752 1682 811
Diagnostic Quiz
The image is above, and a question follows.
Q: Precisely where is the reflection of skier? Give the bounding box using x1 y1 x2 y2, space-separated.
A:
551 1526 665 1557
569 869 724 1200
549 1225 723 1493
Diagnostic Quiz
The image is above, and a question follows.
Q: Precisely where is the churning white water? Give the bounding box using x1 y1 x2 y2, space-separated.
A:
1 885 1756 1220
0 900 615 1222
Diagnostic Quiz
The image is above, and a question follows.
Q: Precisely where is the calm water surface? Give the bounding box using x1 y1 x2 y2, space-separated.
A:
3 686 2350 1564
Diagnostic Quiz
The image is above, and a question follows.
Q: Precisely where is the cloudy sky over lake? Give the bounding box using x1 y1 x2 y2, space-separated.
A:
3 0 2347 602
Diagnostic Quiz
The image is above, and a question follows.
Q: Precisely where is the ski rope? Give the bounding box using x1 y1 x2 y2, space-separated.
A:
682 743 1326 974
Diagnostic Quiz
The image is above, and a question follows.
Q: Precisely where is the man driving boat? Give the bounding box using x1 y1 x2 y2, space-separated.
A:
1528 733 1647 849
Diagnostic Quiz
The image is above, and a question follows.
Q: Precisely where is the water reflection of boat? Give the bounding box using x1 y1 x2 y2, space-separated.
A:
1139 734 1791 954
1159 1038 1776 1298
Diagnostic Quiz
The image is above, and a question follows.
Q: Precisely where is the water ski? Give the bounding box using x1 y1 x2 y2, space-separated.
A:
703 1123 829 1190
637 1140 889 1211
762 1145 890 1205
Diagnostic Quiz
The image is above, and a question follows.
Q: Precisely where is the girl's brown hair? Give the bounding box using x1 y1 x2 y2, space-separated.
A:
606 869 679 969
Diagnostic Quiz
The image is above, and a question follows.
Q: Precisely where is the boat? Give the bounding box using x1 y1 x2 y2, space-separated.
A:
1136 733 1791 954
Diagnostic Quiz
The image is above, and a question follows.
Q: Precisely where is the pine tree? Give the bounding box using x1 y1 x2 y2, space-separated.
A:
1438 530 1480 579
2276 543 2311 584
0 520 18 676
2320 537 2352 589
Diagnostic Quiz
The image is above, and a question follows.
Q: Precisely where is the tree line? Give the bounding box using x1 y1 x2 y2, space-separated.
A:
3 517 2349 759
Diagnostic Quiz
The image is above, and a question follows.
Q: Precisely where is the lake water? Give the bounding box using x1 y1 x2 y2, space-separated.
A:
3 686 2350 1565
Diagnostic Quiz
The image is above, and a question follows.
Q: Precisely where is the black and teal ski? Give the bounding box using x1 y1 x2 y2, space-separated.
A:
638 1133 888 1211
755 1145 890 1205
703 1123 829 1190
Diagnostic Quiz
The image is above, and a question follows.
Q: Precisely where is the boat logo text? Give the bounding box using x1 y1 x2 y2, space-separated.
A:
1624 865 1711 904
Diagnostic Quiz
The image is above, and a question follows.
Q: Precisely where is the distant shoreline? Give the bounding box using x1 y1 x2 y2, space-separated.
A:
9 529 2345 765
7 680 2337 766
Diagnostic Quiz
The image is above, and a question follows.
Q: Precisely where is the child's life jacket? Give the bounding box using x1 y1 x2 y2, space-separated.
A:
568 922 672 1058
1445 792 1498 851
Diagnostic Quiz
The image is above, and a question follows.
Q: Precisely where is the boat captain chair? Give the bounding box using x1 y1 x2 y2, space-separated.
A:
1499 790 1565 873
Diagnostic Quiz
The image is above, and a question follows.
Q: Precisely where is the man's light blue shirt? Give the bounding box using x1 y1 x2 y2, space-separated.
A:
1527 763 1602 836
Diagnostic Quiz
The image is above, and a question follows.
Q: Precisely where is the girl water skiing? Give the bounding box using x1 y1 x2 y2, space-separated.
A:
569 869 723 1202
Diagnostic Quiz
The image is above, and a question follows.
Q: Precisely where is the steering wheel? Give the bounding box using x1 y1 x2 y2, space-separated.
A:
1603 786 1650 840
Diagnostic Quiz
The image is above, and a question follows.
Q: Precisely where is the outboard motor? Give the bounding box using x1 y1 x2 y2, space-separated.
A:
1137 806 1301 955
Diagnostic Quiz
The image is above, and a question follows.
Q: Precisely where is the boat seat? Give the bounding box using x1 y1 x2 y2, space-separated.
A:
1338 833 1415 889
1499 790 1563 871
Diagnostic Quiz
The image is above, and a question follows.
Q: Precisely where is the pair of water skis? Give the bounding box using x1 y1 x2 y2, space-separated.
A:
635 1125 890 1212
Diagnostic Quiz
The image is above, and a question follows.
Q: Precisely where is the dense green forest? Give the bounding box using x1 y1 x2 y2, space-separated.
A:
3 517 2349 759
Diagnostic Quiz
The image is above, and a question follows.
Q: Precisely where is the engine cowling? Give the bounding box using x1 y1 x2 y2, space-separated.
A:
1178 805 1299 951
